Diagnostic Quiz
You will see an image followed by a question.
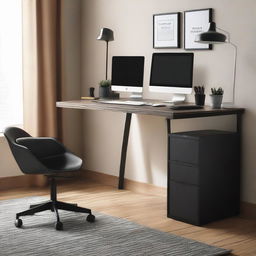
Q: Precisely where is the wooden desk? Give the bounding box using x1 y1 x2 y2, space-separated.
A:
57 100 244 189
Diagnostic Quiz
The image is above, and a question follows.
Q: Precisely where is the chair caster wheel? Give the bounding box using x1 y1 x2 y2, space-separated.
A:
55 221 63 231
86 214 95 223
15 218 23 228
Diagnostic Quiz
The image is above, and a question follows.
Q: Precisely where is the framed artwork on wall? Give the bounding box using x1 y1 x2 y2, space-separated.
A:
153 12 180 48
184 8 213 50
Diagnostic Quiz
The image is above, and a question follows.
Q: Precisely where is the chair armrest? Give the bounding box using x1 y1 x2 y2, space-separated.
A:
16 137 66 159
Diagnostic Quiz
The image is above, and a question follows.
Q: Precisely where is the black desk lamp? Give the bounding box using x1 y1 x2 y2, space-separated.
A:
195 22 237 106
97 28 114 80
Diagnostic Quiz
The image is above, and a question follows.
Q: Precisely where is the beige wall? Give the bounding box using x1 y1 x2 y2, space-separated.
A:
61 0 83 157
81 0 256 204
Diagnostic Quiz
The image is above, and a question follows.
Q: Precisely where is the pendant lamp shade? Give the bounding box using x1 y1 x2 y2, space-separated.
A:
195 22 227 44
97 28 114 42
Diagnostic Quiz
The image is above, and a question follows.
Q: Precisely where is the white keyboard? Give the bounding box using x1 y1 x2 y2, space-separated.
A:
99 100 151 106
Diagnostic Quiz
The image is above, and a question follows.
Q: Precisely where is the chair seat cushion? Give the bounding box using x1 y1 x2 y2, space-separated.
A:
40 152 82 173
16 137 66 159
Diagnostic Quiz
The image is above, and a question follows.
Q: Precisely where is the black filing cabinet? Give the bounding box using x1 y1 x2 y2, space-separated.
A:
168 130 240 225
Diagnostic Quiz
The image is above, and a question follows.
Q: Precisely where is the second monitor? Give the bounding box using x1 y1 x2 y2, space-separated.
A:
111 56 145 99
150 53 194 103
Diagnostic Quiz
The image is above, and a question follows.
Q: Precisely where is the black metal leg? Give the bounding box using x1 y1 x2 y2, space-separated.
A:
17 202 52 218
51 177 57 201
118 113 132 189
237 113 242 135
56 201 91 214
237 113 242 161
236 113 243 209
29 201 51 209
53 203 61 222
166 118 171 218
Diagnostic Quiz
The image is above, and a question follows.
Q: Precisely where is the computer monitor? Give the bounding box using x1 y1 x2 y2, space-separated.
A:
149 53 194 103
111 56 145 98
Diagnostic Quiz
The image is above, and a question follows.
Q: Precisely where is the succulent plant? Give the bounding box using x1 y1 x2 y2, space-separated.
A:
194 86 205 95
211 87 224 95
99 80 111 87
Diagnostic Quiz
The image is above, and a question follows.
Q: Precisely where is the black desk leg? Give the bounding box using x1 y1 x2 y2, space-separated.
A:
237 113 243 206
236 114 242 170
118 113 132 189
166 118 171 217
237 113 242 136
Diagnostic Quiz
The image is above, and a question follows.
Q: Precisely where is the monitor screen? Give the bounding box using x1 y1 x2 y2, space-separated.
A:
150 53 194 88
111 56 145 88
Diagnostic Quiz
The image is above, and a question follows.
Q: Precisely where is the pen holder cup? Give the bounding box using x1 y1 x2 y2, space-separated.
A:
195 94 205 106
89 87 95 97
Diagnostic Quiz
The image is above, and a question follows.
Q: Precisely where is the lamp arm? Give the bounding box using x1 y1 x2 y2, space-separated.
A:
217 26 237 105
216 26 231 43
105 41 109 80
230 42 237 105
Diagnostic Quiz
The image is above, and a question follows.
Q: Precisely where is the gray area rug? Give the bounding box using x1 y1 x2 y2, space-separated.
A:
0 196 231 256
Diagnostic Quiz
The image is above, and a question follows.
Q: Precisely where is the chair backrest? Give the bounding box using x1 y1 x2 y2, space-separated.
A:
4 127 48 174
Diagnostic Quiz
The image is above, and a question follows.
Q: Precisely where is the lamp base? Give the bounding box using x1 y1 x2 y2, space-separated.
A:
164 94 186 104
129 92 143 99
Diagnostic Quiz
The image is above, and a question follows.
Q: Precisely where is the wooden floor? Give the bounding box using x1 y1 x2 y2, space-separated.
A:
1 180 256 256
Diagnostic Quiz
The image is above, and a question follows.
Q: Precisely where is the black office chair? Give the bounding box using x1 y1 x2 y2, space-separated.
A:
4 127 95 230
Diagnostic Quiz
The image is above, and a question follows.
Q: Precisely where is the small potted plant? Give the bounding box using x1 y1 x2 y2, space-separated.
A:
99 80 111 98
210 87 224 109
194 86 205 106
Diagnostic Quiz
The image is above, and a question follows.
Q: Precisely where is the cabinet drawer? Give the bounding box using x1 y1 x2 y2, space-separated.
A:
170 136 199 164
168 181 200 225
170 161 199 185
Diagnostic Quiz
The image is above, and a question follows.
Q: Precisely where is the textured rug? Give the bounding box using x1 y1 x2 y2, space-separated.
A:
0 196 231 256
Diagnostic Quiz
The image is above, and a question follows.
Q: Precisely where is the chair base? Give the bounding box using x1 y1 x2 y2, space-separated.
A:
15 177 95 230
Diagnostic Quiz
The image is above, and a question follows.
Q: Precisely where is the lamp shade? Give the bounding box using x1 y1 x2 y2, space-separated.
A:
195 22 226 44
97 28 114 42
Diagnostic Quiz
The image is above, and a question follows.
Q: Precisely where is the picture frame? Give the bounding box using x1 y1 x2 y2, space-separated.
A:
184 8 213 50
153 12 180 48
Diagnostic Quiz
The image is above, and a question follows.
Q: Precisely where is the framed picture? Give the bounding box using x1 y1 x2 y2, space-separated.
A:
153 12 180 48
184 8 213 50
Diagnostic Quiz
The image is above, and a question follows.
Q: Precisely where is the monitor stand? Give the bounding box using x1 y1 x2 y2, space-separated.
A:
164 94 186 104
130 92 143 99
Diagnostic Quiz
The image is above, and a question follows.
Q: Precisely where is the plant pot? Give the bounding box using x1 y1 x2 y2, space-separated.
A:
195 94 205 106
210 95 223 109
99 86 110 98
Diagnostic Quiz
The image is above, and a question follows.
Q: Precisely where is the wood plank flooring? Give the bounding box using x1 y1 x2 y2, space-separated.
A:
0 180 256 256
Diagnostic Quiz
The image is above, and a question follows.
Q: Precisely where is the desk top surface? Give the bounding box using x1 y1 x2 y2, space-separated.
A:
56 100 244 119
